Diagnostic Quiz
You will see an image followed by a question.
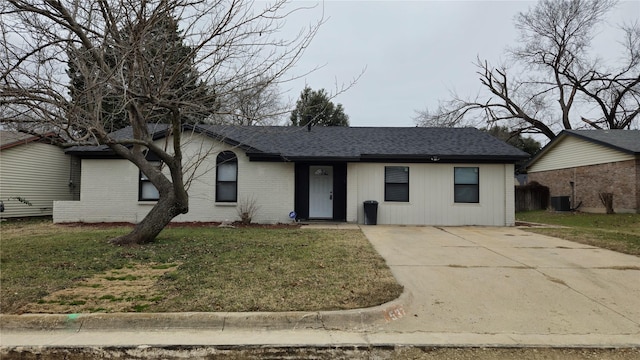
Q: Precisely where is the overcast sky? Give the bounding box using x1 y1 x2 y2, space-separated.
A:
278 0 640 128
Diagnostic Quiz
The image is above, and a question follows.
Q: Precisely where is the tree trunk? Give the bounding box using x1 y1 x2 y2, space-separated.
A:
598 192 615 215
110 188 188 246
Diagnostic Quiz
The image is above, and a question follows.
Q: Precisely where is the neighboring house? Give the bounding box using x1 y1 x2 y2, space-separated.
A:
54 125 529 226
526 130 640 214
0 131 80 218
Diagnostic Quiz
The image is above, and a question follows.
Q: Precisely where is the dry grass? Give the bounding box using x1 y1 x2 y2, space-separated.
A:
21 263 180 313
0 219 402 314
516 211 640 255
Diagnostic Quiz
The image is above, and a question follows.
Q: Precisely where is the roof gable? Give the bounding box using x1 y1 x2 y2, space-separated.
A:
526 130 640 171
563 130 640 154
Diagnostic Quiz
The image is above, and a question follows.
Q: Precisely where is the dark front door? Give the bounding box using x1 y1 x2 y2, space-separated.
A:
295 163 346 221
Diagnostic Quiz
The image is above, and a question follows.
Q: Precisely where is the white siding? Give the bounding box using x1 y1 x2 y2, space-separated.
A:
346 163 512 226
54 134 294 224
504 164 515 226
1 143 74 218
529 136 634 172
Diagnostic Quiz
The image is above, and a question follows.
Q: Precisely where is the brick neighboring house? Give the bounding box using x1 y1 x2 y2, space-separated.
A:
526 130 640 214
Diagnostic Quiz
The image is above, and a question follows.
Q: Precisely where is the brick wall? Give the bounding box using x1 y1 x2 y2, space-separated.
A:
528 159 639 213
54 137 295 224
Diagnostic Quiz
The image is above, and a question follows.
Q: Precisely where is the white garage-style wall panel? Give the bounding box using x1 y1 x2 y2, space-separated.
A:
347 163 513 226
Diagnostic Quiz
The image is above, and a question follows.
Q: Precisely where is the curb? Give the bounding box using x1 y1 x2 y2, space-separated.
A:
0 290 412 332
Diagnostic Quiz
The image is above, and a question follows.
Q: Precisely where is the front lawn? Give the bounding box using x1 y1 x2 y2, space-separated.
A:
0 219 402 314
516 211 640 256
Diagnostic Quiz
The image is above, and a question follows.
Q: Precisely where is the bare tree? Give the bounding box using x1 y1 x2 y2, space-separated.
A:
413 98 483 128
415 0 640 140
0 0 321 245
215 74 286 125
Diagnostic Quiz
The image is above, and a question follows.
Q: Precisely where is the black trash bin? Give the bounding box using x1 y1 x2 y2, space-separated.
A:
363 200 378 225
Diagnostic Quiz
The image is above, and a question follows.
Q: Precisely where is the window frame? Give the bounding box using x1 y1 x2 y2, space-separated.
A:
384 166 410 202
138 161 162 201
454 167 480 204
216 151 238 203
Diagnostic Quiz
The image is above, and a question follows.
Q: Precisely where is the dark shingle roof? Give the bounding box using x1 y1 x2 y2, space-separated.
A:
65 124 171 154
563 129 640 154
67 125 530 162
196 125 529 161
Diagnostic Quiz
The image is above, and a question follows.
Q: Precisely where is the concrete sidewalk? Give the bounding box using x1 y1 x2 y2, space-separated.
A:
2 226 639 351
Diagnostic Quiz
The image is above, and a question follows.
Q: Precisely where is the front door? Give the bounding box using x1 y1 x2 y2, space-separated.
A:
309 165 333 219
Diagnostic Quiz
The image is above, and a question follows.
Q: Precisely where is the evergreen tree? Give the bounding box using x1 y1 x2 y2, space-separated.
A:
290 87 349 127
67 13 216 131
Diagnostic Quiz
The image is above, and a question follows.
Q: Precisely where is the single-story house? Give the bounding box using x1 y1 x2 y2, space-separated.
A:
526 129 640 213
54 125 529 226
0 131 80 218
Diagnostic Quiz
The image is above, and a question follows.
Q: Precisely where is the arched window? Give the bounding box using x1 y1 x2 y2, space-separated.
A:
216 151 237 202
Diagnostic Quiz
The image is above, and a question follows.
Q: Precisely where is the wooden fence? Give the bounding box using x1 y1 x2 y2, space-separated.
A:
515 182 549 212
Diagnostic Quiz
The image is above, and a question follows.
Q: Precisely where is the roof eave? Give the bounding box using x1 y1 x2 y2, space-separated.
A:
247 153 528 163
0 132 60 150
65 149 119 158
359 154 528 163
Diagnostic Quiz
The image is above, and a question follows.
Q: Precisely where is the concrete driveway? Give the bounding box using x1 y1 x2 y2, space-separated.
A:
361 226 640 344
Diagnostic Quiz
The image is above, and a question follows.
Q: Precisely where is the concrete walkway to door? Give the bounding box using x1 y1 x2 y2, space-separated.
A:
361 226 640 346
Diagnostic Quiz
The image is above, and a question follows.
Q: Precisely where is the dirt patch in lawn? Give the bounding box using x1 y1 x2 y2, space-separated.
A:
21 263 180 314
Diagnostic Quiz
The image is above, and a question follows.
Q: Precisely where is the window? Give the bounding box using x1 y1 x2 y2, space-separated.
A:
385 166 409 202
454 167 479 203
216 151 237 202
139 161 161 201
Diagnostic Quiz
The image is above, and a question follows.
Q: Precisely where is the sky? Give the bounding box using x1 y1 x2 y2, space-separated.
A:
278 0 640 128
